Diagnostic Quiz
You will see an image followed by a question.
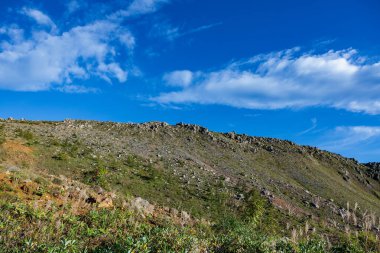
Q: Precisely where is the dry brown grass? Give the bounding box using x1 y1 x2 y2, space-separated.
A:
1 140 35 167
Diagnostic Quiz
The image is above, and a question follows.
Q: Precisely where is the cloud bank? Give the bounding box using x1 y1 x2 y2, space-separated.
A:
0 19 131 91
156 48 380 114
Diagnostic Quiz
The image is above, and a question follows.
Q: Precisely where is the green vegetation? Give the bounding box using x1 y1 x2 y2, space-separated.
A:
0 120 379 252
15 128 34 141
0 196 378 252
37 137 236 220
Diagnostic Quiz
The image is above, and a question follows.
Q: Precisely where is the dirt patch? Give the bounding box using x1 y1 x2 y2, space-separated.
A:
1 140 35 167
0 171 119 216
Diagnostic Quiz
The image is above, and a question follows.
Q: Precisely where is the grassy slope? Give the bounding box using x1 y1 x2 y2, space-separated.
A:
0 120 379 252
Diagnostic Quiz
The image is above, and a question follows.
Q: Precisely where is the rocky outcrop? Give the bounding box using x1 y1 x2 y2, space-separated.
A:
363 162 380 181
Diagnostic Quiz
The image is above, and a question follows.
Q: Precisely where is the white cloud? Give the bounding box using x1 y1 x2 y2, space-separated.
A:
22 8 57 31
110 0 168 19
98 62 128 83
154 48 380 115
118 30 136 49
127 0 168 16
163 70 193 87
0 0 171 93
0 10 133 91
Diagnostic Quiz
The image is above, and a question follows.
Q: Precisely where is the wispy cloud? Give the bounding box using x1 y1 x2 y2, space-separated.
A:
179 22 223 37
22 8 57 32
163 70 194 87
110 0 169 19
151 22 222 41
321 126 380 149
154 48 380 115
127 0 169 16
56 85 99 94
150 21 179 41
297 118 317 136
0 26 24 43
318 126 380 162
66 0 82 14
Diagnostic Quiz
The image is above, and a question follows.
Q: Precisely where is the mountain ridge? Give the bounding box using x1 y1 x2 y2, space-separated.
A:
0 118 379 252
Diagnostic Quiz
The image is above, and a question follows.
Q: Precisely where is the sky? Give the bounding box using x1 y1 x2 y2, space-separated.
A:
0 0 380 162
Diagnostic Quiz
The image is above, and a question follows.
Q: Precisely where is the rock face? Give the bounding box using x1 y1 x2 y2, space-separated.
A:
363 162 380 181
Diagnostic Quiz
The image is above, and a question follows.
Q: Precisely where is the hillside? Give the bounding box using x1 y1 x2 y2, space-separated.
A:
0 118 379 252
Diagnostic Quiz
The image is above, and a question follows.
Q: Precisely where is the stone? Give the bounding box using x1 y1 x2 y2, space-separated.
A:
311 202 320 209
98 197 113 208
261 188 271 197
180 211 191 222
130 197 155 216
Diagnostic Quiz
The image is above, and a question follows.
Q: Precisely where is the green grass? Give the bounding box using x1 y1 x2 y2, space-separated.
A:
15 128 34 141
34 137 237 220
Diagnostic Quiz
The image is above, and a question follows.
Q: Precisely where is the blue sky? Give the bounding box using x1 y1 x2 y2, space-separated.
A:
0 0 380 162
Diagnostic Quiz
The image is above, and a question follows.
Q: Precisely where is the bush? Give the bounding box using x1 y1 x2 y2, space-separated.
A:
15 129 34 141
84 165 109 187
213 216 267 252
331 233 380 253
243 189 267 227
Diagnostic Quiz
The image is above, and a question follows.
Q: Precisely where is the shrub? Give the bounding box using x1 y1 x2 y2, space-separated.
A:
243 189 267 227
52 152 70 161
84 165 109 187
15 129 34 141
